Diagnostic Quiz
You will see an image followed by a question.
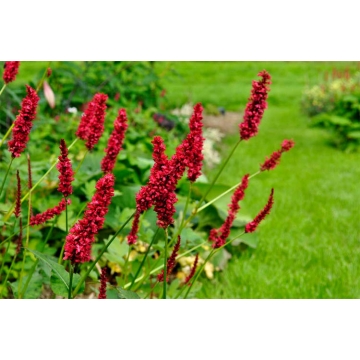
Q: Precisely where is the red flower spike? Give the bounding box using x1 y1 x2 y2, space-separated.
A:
8 85 40 158
3 61 20 84
101 108 128 173
239 71 271 141
56 139 74 198
210 174 250 249
30 198 71 226
98 268 107 299
16 218 23 255
15 171 21 218
63 173 115 264
245 188 274 233
46 68 52 77
260 139 295 172
127 211 140 245
184 253 199 286
76 93 108 150
157 236 181 282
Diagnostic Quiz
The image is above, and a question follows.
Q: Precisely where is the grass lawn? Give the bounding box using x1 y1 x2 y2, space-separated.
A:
157 61 360 298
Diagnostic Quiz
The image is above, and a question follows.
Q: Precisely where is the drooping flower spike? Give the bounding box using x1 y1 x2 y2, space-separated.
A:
30 198 71 226
63 173 115 264
184 253 199 286
239 71 271 141
157 236 181 282
56 139 74 198
3 61 20 84
8 85 40 158
260 139 295 171
101 108 128 173
245 188 274 233
209 174 249 249
76 93 108 150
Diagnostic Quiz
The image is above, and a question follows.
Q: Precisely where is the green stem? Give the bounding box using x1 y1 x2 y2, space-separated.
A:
68 264 73 299
197 170 261 212
0 158 14 200
128 228 159 290
74 150 88 175
35 62 51 92
72 211 135 298
3 138 78 221
20 216 57 298
0 123 15 148
58 198 68 265
162 228 168 299
123 246 132 287
0 253 17 297
0 83 6 97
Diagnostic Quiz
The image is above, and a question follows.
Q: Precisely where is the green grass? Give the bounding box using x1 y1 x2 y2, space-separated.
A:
158 61 360 298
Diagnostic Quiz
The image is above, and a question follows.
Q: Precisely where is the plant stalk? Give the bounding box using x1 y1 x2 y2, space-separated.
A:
162 228 168 299
0 158 14 200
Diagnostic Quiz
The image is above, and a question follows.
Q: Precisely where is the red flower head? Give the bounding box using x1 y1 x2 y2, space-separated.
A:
56 139 74 198
76 93 108 151
184 253 199 286
98 267 107 299
8 85 40 158
157 236 181 282
101 108 128 173
210 174 249 249
3 61 20 84
15 170 21 218
30 198 71 226
239 71 271 141
260 139 295 171
63 173 115 264
245 188 274 233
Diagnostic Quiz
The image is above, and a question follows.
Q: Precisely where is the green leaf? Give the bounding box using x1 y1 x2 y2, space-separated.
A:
50 272 84 298
10 271 43 299
347 131 360 139
116 287 141 299
328 115 352 126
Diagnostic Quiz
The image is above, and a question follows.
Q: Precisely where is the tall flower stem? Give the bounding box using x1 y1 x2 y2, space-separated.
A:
20 216 57 298
3 138 78 221
0 84 6 97
162 228 169 299
0 158 14 200
35 62 52 93
0 221 16 282
128 228 159 290
0 253 17 297
71 211 135 298
68 264 74 299
183 231 245 299
58 199 68 264
0 123 14 148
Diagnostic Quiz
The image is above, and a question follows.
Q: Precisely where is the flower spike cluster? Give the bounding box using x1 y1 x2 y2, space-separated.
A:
101 108 128 173
56 139 74 198
98 268 107 299
128 104 204 244
209 174 250 249
8 85 40 158
15 171 21 218
260 139 295 171
184 253 199 286
157 236 181 282
245 188 274 233
63 173 115 264
239 71 271 141
30 198 71 226
3 61 20 84
76 93 108 150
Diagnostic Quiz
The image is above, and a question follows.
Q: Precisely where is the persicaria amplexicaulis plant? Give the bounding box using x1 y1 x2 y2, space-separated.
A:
0 66 295 300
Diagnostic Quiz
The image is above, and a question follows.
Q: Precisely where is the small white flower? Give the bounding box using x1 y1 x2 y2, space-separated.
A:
67 107 78 114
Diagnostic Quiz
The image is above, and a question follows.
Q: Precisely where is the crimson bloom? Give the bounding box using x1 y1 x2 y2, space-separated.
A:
101 108 128 173
63 173 115 264
209 174 249 249
260 139 295 171
30 198 71 226
184 254 199 286
56 139 74 198
239 71 271 141
128 104 204 244
157 236 181 282
245 188 274 233
98 268 107 299
76 93 108 150
3 61 20 84
8 85 40 158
